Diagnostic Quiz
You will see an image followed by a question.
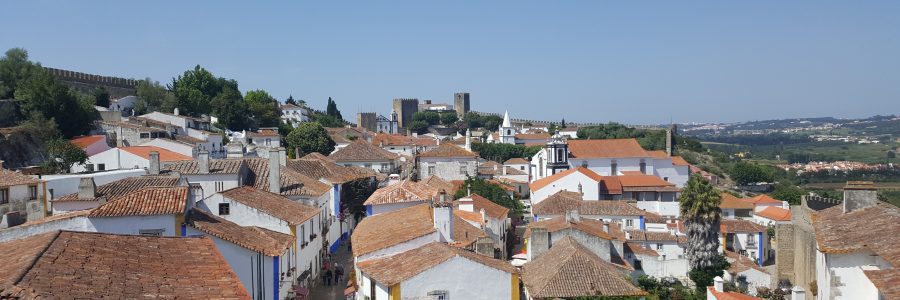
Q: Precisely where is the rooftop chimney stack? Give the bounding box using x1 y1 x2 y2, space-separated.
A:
148 151 160 175
278 147 287 166
432 189 454 243
173 107 179 116
529 227 550 260
565 210 580 222
713 276 724 292
843 181 877 213
198 150 210 174
295 147 302 159
78 178 97 200
791 286 805 300
475 236 494 257
268 149 280 194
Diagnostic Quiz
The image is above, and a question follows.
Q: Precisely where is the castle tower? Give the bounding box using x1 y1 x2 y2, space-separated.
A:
392 98 419 130
499 111 516 144
666 123 677 156
454 92 470 117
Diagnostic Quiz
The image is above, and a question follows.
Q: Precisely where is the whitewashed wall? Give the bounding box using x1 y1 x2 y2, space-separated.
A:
418 157 478 181
90 214 177 236
185 227 279 300
0 215 94 242
401 256 512 299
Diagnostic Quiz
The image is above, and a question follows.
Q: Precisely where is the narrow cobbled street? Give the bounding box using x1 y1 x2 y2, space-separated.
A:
308 241 353 300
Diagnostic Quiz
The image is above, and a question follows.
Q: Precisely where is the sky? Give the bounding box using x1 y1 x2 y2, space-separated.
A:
2 1 899 124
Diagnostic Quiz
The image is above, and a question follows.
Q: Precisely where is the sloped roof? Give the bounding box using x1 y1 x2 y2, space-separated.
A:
186 208 293 256
71 135 106 149
504 158 529 165
755 206 791 221
532 191 646 217
0 231 250 299
120 146 192 162
647 150 668 158
372 134 437 147
458 194 510 220
720 219 766 233
525 216 614 241
356 242 514 286
515 133 550 140
707 287 762 300
220 187 319 225
530 167 607 192
419 175 457 194
55 175 180 202
243 158 331 197
329 140 399 162
567 138 649 159
0 169 39 187
671 156 690 166
625 230 688 244
417 143 478 158
452 215 488 248
625 242 660 257
89 186 188 217
363 180 439 206
248 128 280 137
746 194 783 205
720 193 755 210
287 155 373 183
522 236 646 298
351 204 437 257
616 174 676 188
166 158 245 175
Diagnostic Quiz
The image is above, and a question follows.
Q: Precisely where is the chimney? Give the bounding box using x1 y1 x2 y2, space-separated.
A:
78 178 97 200
713 276 724 292
464 129 472 151
565 210 580 222
843 181 877 213
529 227 550 260
294 147 302 159
432 190 454 243
791 286 805 300
148 151 160 175
279 147 287 166
475 236 494 257
173 107 180 116
0 160 4 169
268 149 280 194
459 196 474 212
198 150 210 174
603 222 610 233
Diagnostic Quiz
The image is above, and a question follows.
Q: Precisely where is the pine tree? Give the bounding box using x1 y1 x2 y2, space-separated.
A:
285 95 297 105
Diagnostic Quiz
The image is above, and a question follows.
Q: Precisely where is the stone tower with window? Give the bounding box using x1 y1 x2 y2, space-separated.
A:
545 133 570 176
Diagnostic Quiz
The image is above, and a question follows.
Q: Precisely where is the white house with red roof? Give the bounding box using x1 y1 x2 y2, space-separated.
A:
70 135 110 156
530 167 681 216
70 146 193 173
530 137 690 188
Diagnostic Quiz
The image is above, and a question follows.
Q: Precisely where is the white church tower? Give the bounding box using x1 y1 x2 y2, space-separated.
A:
499 111 516 144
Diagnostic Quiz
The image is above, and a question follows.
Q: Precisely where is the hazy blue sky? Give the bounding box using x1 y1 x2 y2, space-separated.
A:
3 1 899 124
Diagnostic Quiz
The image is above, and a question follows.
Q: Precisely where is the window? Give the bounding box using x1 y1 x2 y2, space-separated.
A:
427 290 448 300
520 166 525 170
218 203 230 215
557 149 565 162
611 161 618 175
626 219 634 228
640 160 646 174
364 163 372 169
301 225 306 244
28 185 38 200
459 166 467 175
97 164 105 171
0 188 8 204
581 160 588 168
215 181 224 192
140 133 150 138
656 243 663 250
428 166 435 176
380 163 389 171
139 229 165 236
664 177 669 182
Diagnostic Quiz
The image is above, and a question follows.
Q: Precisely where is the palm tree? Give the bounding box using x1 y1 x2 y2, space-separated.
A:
679 174 722 270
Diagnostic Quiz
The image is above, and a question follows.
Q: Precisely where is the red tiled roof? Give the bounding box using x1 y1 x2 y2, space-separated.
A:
720 219 766 233
89 186 188 217
755 206 791 221
187 208 293 256
525 217 615 241
364 180 440 206
617 174 676 187
55 175 180 202
120 146 192 162
71 135 106 149
458 194 510 220
243 158 332 197
329 140 399 162
720 193 755 210
522 236 646 298
671 156 690 166
248 128 280 137
417 143 478 158
530 167 606 192
372 134 437 147
567 139 649 158
351 204 437 257
707 287 761 300
220 187 319 225
647 150 668 158
0 169 39 187
357 242 514 286
0 231 250 299
746 194 783 205
625 242 660 257
166 158 245 174
504 158 529 165
532 190 646 217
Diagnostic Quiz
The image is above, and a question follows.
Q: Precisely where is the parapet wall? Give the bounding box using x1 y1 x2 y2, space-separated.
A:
44 67 137 99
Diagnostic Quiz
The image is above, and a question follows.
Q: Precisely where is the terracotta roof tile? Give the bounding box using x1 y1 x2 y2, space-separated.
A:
364 180 440 206
166 158 246 174
707 287 762 300
725 251 767 274
55 175 180 202
746 194 783 205
452 215 488 248
671 156 690 166
287 156 372 183
503 158 529 164
530 167 606 192
419 176 457 194
754 206 791 221
458 194 509 220
357 242 514 286
647 150 668 158
625 229 685 243
352 204 437 257
70 135 106 149
720 193 755 210
120 146 192 162
0 169 39 187
720 219 766 233
616 174 676 188
220 187 319 225
568 138 649 159
329 140 399 162
89 186 188 217
525 217 614 241
372 134 437 147
248 128 280 137
417 143 478 158
244 158 332 197
0 231 250 299
522 236 646 298
187 208 293 256
625 242 660 257
532 191 646 217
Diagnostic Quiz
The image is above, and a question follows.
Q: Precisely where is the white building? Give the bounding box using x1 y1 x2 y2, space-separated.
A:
329 140 400 173
139 138 196 158
525 213 624 263
87 186 191 236
375 111 399 134
71 135 111 156
530 137 690 188
723 251 772 296
372 133 437 157
813 183 898 300
531 190 647 230
417 144 479 181
281 103 311 127
0 166 44 225
455 193 510 258
72 146 192 173
363 179 441 216
529 167 681 216
720 219 770 266
52 175 180 214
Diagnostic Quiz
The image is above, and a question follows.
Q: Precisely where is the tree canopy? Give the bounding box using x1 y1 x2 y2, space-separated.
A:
244 89 281 128
285 95 297 105
412 111 441 126
471 143 541 163
325 97 343 120
729 161 775 185
463 112 503 130
134 78 177 115
679 174 722 271
285 122 336 155
42 138 88 174
453 176 522 211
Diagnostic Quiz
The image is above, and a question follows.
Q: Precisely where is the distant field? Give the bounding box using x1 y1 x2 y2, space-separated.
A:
703 140 900 164
803 182 900 190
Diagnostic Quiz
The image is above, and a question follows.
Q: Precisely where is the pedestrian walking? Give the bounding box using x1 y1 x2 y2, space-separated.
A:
335 264 344 282
325 269 333 286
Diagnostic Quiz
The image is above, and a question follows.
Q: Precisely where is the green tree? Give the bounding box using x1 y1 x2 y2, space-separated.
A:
471 143 541 163
548 122 558 134
440 112 459 126
454 176 521 211
482 115 503 130
210 87 250 130
688 255 730 293
134 78 177 114
679 174 723 273
561 118 567 129
325 97 343 120
310 113 345 128
285 122 336 155
770 183 806 205
42 139 88 174
408 120 430 134
412 111 441 125
169 65 222 116
729 161 775 185
14 67 95 138
92 87 110 107
244 89 281 128
285 95 297 105
889 150 896 159
0 48 39 99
